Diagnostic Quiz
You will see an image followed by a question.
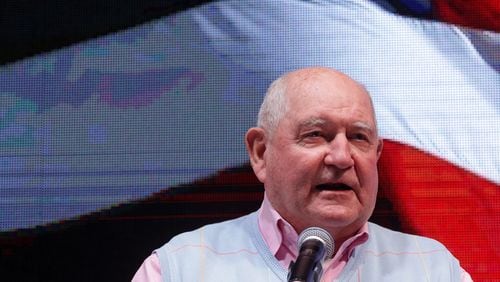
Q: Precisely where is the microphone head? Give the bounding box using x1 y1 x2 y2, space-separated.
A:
297 227 334 259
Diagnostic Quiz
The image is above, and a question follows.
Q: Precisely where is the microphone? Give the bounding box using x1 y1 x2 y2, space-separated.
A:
287 227 334 282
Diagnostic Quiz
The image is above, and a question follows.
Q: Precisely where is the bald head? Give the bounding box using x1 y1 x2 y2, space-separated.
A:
257 67 377 136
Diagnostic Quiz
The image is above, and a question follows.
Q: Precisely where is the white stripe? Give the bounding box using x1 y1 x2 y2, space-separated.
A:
197 0 500 183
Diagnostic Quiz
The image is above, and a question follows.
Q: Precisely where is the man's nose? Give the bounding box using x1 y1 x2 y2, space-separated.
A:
324 134 354 169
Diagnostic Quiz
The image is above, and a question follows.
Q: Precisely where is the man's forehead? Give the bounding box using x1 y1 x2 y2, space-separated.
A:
284 77 376 119
298 116 376 132
285 67 363 90
285 77 370 107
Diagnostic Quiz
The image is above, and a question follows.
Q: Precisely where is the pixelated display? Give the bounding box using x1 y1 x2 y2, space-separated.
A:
0 0 498 280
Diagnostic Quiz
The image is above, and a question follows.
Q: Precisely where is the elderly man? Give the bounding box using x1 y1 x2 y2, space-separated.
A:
133 67 471 281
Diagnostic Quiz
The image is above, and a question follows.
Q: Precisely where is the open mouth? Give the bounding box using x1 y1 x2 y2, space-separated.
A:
316 183 352 191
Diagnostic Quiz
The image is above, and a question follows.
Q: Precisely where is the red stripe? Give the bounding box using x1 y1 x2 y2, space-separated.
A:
432 0 500 32
378 140 500 280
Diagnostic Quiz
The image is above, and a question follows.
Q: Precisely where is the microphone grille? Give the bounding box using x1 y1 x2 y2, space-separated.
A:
298 227 335 259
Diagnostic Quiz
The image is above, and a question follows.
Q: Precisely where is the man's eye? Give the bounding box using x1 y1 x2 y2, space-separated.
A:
306 131 322 138
352 133 368 141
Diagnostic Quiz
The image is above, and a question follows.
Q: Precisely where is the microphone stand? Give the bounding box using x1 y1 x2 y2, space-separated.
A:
287 260 323 282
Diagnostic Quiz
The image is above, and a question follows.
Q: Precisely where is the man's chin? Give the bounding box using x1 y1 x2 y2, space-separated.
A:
309 208 358 227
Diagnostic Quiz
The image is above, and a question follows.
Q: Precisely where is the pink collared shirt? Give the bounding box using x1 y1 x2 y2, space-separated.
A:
132 195 473 281
257 194 369 281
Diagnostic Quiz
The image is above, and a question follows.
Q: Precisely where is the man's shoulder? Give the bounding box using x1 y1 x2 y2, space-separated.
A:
159 211 258 251
367 222 448 250
348 223 465 279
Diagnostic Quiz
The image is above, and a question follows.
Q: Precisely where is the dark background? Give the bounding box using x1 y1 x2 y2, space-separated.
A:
0 0 213 65
0 0 430 65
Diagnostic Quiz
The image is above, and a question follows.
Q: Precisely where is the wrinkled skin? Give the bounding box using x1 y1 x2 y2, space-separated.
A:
246 67 383 248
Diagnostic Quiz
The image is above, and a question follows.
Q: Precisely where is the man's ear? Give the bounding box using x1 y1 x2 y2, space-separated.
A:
245 127 267 183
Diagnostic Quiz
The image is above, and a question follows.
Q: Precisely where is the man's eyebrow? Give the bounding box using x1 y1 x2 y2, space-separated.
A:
299 117 326 128
352 121 376 135
299 118 377 135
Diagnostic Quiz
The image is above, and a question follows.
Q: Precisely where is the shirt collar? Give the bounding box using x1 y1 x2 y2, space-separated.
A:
258 193 298 256
258 193 369 266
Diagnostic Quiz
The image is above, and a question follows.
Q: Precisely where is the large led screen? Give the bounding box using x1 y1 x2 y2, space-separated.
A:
1 0 499 281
